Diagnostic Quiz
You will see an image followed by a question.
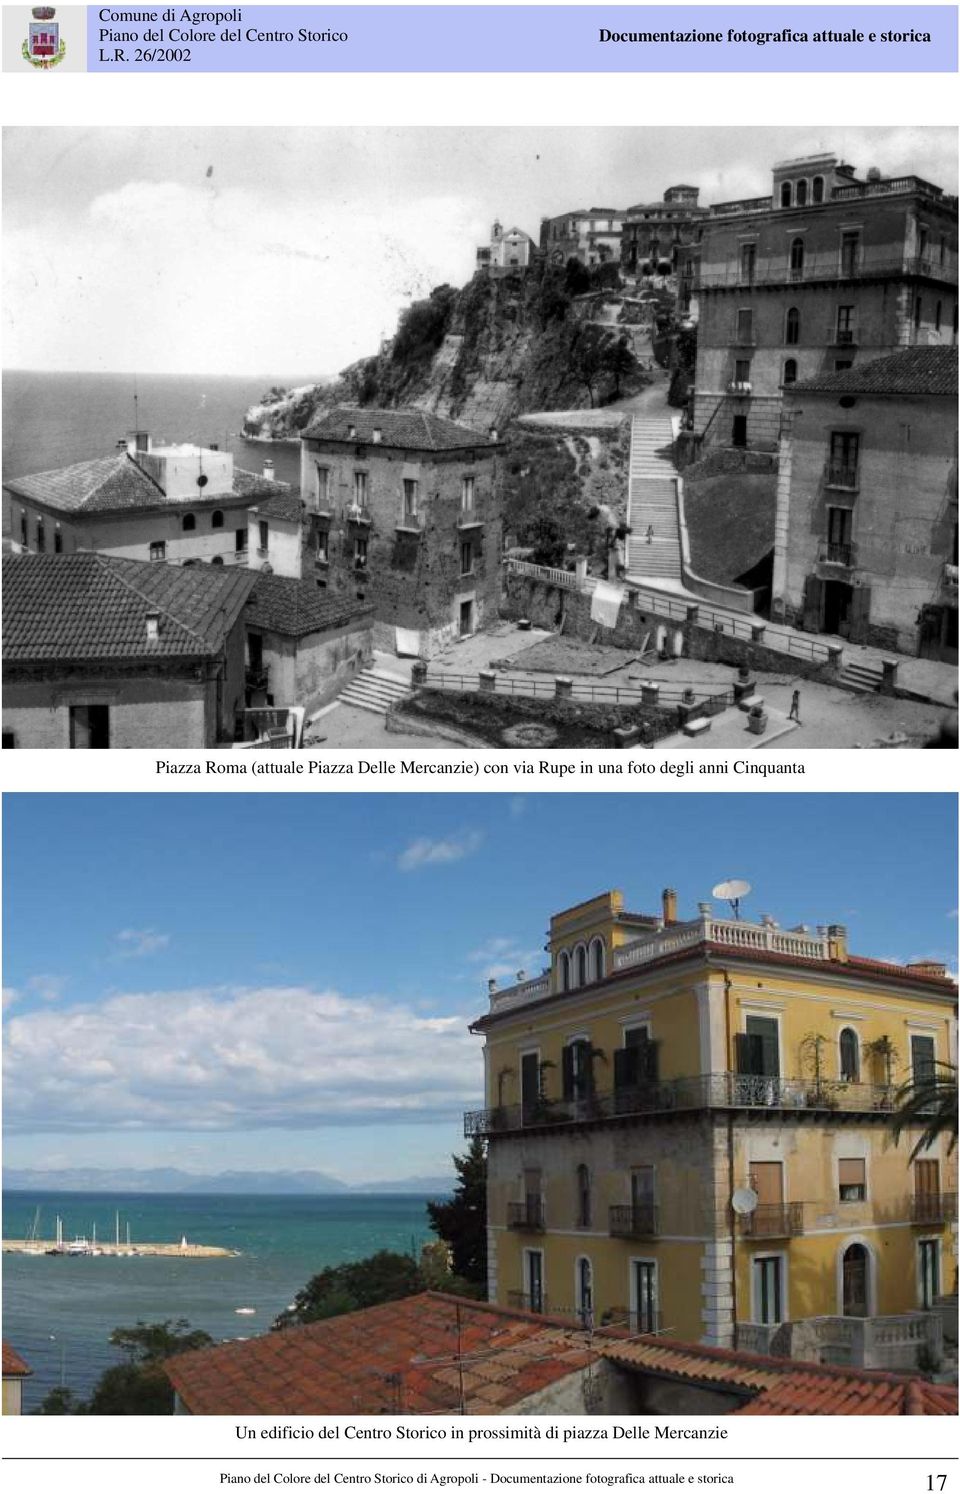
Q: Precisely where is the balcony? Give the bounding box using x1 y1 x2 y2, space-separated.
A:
833 328 857 345
609 1203 659 1238
507 1200 545 1232
738 1202 804 1239
395 511 424 535
245 666 269 693
910 1192 957 1225
727 381 752 395
696 250 955 291
824 461 859 491
818 540 856 568
458 508 484 530
464 1073 898 1139
346 505 372 527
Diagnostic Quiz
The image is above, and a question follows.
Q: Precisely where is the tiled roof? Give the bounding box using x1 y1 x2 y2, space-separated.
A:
165 1292 602 1416
248 490 304 524
601 1339 959 1416
302 407 491 452
2 1342 32 1377
4 454 290 516
790 346 958 397
3 553 257 664
247 574 373 638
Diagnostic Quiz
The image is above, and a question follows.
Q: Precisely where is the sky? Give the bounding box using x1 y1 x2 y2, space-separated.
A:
2 793 956 1184
3 125 955 378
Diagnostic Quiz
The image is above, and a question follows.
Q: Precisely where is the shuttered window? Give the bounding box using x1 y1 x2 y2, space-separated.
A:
838 1158 866 1201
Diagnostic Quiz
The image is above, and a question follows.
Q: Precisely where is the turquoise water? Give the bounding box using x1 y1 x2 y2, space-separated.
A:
2 1191 438 1408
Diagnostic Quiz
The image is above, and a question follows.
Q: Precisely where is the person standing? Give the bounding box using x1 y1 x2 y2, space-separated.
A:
788 689 801 724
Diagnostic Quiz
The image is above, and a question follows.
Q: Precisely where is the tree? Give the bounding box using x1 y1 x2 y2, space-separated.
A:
274 1249 425 1329
31 1319 213 1416
889 1060 958 1161
427 1136 487 1288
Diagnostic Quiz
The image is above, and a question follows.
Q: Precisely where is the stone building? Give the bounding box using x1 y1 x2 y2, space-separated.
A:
620 185 707 314
4 434 302 577
2 553 256 748
476 221 535 275
772 346 958 658
244 573 374 714
465 887 956 1368
299 407 500 656
692 154 958 453
539 207 624 268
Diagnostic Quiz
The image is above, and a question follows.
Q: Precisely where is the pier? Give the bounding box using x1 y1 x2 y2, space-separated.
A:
3 1239 238 1258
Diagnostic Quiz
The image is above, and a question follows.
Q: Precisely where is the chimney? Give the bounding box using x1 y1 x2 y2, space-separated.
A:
516 970 526 983
145 611 160 642
867 166 882 182
906 960 947 978
827 924 849 963
126 430 150 459
372 427 382 444
662 887 678 925
262 459 275 483
489 427 499 443
488 978 498 995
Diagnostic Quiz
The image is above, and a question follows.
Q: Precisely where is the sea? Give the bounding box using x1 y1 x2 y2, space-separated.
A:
2 1190 439 1409
2 369 308 493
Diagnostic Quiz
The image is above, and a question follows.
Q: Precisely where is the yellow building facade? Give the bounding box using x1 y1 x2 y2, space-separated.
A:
466 889 957 1369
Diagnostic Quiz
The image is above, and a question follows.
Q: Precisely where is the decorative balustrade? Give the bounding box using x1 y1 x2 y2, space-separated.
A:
739 1202 804 1239
738 1312 943 1370
505 557 583 591
489 975 551 1013
464 1073 897 1138
457 508 484 529
609 1204 660 1238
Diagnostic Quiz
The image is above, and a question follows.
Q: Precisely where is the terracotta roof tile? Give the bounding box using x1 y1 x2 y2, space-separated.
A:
3 553 258 664
246 573 373 638
790 345 957 397
302 407 491 452
2 1341 32 1377
4 453 291 516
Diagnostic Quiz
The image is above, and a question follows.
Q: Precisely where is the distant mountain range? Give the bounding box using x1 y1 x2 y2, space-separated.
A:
3 1167 455 1196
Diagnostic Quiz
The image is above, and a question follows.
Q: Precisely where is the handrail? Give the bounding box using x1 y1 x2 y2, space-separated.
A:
696 254 955 290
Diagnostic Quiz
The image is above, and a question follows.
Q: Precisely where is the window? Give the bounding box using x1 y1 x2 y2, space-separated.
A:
737 1016 780 1077
316 528 329 563
520 1052 540 1117
36 518 45 552
575 1256 594 1327
526 1249 544 1314
460 541 474 576
734 359 751 384
780 181 792 208
828 432 860 487
789 237 805 277
910 1034 936 1082
558 950 571 992
783 359 798 386
812 176 824 203
914 296 922 331
576 943 587 987
838 1158 866 1202
736 308 753 343
211 510 224 529
839 1027 860 1082
795 179 808 207
935 301 942 333
576 1165 591 1228
235 528 247 554
785 307 800 345
634 1260 658 1333
53 526 63 554
402 478 419 520
19 511 27 547
353 471 368 507
840 233 860 276
919 1240 940 1310
590 937 605 981
149 541 166 562
258 520 269 554
563 1038 593 1101
461 475 475 511
69 704 110 749
315 466 330 507
182 513 196 532
836 305 856 343
739 243 756 281
3 731 17 749
755 1255 783 1325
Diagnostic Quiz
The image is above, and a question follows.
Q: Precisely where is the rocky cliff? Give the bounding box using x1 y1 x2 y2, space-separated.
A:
242 263 653 441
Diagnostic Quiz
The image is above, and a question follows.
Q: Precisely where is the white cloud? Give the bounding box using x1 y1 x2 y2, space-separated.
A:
113 929 170 959
27 974 67 1003
3 985 481 1133
2 988 20 1012
397 830 483 872
466 938 543 984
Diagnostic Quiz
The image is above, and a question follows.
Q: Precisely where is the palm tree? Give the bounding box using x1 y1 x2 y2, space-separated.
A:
889 1060 958 1161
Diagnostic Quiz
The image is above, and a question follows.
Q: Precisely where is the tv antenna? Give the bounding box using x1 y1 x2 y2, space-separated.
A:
712 878 751 920
731 1187 758 1216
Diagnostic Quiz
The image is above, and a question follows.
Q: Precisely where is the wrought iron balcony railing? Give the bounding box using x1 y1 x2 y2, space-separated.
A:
818 540 856 567
346 505 372 526
833 328 857 345
507 1200 545 1231
910 1192 957 1225
507 1290 547 1314
609 1203 659 1238
696 254 956 291
738 1202 804 1238
824 461 859 490
464 1073 898 1138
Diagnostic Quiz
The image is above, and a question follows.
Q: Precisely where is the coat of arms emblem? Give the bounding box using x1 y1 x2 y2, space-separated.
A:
23 6 66 67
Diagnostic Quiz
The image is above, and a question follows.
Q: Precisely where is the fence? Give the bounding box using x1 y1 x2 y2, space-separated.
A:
421 666 734 715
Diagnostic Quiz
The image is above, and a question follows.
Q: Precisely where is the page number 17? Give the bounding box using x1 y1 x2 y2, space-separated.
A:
927 1479 947 1492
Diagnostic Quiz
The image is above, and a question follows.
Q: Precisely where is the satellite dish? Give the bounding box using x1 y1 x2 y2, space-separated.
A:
712 878 752 919
731 1187 758 1216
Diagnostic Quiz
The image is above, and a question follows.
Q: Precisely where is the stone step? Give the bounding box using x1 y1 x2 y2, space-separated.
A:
337 668 412 716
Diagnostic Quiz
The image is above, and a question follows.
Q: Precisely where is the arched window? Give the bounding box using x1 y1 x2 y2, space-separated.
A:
590 937 605 981
841 1243 870 1317
783 359 798 386
796 178 808 207
790 237 805 276
576 944 588 988
182 513 196 532
576 1165 591 1228
839 1028 860 1082
780 181 792 208
211 510 224 530
812 176 825 204
210 555 224 566
558 951 570 993
785 307 801 345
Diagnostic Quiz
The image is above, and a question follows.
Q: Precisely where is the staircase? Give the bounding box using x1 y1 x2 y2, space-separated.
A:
839 658 883 693
336 667 412 716
625 414 683 582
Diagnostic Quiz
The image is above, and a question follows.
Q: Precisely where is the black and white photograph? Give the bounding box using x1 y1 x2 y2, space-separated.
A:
3 125 956 753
